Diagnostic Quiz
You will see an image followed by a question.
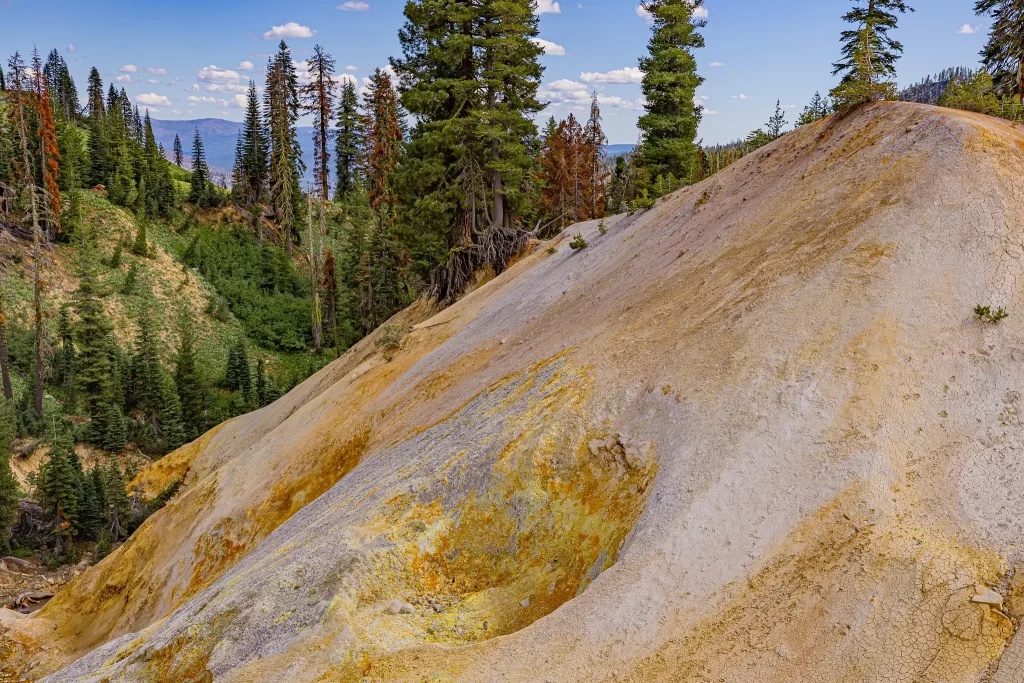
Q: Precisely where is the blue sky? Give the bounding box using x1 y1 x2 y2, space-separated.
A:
0 0 993 144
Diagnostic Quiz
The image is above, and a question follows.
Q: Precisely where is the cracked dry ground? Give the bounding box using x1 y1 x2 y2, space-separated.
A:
7 101 1024 682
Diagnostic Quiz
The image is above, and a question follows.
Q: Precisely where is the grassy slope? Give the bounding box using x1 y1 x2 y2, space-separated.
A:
1 191 244 390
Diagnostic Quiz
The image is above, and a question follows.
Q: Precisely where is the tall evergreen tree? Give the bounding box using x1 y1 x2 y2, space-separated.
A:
39 442 78 554
104 461 131 539
237 80 269 210
637 0 706 184
173 133 184 167
265 42 305 252
334 80 362 198
0 289 12 401
189 127 210 206
160 378 187 454
73 227 113 430
86 67 105 120
131 309 162 420
976 0 1024 101
831 0 915 107
0 400 18 553
302 45 336 200
766 100 788 139
393 0 544 303
174 311 204 439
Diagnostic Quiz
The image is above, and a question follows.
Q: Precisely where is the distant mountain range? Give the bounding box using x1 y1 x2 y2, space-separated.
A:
151 118 637 185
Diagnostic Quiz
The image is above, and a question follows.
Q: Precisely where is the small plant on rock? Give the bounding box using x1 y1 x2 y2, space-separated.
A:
570 234 588 250
375 324 405 361
598 220 607 235
546 246 557 255
975 304 1009 324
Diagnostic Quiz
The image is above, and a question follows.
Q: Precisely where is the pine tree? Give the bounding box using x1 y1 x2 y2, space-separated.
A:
976 0 1024 101
225 337 252 403
393 0 544 302
0 289 12 401
265 42 305 253
766 100 788 140
73 227 113 432
584 93 608 219
174 311 204 439
57 306 75 404
0 64 5 91
131 309 162 420
334 80 362 198
237 80 269 210
103 403 127 453
173 133 184 167
39 441 78 554
831 0 914 107
189 127 210 206
86 67 104 120
0 400 18 553
302 45 336 200
798 92 832 125
159 378 187 454
104 461 131 540
9 50 49 417
637 0 706 184
255 356 269 407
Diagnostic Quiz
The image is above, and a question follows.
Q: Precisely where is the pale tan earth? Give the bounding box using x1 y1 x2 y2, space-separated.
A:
4 101 1024 681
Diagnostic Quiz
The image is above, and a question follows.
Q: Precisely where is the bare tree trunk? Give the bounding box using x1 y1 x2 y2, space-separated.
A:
12 87 45 416
307 189 321 349
0 302 12 401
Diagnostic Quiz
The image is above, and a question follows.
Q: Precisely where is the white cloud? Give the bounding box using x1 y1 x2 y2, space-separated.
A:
730 93 752 100
782 104 796 109
227 93 248 108
238 60 255 71
709 61 724 67
338 0 370 9
693 6 707 18
535 0 561 14
67 44 75 53
148 79 161 84
957 23 979 34
116 74 132 83
186 95 218 104
120 64 138 73
704 110 717 116
344 64 358 72
695 95 709 103
531 38 566 56
263 21 316 39
197 64 241 83
136 92 171 107
335 73 359 88
148 67 167 75
206 82 249 93
172 109 183 114
597 95 645 111
580 66 643 84
188 83 200 92
538 78 591 106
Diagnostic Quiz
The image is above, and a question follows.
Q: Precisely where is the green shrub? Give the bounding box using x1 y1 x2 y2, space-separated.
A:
570 234 588 250
598 220 607 235
975 304 1009 324
546 247 557 255
374 324 405 361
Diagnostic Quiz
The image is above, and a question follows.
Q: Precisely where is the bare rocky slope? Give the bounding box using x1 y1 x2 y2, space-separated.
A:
5 101 1024 682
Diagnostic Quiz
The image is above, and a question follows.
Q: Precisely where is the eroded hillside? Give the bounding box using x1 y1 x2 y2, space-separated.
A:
6 101 1024 682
